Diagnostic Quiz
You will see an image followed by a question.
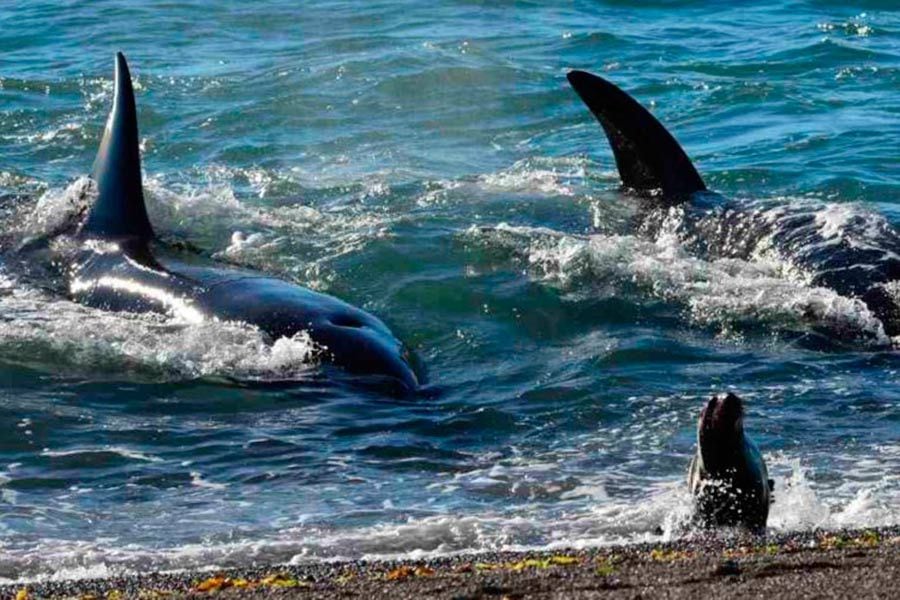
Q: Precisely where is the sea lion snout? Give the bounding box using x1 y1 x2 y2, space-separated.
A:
699 392 744 440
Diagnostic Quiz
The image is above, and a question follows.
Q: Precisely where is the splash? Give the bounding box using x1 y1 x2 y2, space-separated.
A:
3 447 895 583
0 270 321 381
468 223 891 345
767 455 900 531
9 170 398 294
17 177 93 241
477 157 592 197
140 172 396 288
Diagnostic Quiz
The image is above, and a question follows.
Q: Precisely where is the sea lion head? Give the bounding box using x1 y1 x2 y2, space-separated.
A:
697 392 745 472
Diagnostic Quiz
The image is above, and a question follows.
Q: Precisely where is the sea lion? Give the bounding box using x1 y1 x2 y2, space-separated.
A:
688 393 773 532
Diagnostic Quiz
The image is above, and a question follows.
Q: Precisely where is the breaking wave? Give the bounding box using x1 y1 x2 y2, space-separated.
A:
466 222 892 346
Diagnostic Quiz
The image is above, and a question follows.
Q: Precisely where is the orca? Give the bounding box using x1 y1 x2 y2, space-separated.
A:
688 393 772 532
567 70 900 339
65 53 419 391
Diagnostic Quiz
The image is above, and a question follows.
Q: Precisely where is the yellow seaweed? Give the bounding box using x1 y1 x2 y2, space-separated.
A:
260 573 305 588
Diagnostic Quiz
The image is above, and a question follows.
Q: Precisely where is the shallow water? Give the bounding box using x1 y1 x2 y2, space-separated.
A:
1 0 899 581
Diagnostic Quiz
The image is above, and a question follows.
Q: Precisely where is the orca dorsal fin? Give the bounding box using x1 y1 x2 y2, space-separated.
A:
82 52 155 241
567 70 706 198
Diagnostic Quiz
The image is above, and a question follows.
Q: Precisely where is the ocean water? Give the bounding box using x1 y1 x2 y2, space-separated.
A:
1 0 899 582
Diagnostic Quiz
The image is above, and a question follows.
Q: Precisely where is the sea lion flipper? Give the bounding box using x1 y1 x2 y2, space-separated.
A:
82 52 155 242
566 70 706 199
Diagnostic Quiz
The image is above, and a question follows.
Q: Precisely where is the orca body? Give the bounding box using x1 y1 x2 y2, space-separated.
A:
567 70 900 338
687 393 772 532
68 54 418 391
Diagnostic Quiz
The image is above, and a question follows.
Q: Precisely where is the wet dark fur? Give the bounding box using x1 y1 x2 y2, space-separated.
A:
688 393 773 532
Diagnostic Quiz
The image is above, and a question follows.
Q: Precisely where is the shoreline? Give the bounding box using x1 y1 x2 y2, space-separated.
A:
6 526 899 599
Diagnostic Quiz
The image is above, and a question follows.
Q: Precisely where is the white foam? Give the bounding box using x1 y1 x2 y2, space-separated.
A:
767 455 900 531
0 121 87 147
137 173 395 288
1 444 896 583
190 472 227 490
468 223 891 345
39 447 163 463
0 170 44 191
475 156 608 197
19 177 92 239
0 270 320 381
767 458 833 530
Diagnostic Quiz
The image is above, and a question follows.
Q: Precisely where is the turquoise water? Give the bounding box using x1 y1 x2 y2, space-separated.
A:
1 0 899 580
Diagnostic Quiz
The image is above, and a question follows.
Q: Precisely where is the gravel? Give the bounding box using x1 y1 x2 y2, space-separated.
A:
5 526 899 599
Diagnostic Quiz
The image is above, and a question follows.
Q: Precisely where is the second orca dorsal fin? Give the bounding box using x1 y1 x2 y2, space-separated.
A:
82 52 155 242
567 70 706 198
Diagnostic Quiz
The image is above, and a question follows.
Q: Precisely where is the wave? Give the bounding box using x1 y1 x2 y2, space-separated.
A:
1 449 895 583
466 222 891 346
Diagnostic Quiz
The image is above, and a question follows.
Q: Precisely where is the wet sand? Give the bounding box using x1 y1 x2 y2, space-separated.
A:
6 526 899 599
